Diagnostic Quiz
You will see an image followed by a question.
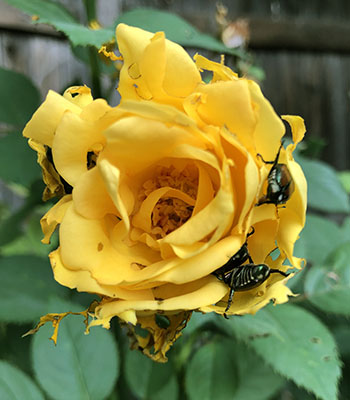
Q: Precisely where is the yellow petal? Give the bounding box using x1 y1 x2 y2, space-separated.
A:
220 128 260 232
282 115 306 148
59 204 159 285
80 98 112 122
50 249 155 300
91 276 227 322
63 86 93 108
139 31 167 99
277 162 307 267
28 139 66 200
194 80 257 151
41 195 72 244
247 219 279 263
277 116 307 266
52 112 106 186
98 159 134 232
72 167 117 219
23 90 81 147
138 234 244 285
101 116 206 174
192 161 215 215
118 99 197 128
116 24 201 104
248 80 285 160
194 53 238 81
161 177 233 248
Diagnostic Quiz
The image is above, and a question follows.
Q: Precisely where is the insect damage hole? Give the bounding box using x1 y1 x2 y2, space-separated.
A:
310 337 321 344
97 242 104 252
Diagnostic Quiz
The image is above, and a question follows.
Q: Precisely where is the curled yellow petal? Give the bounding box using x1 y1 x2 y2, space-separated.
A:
41 195 72 244
63 86 93 108
23 90 81 147
116 24 201 105
99 45 123 61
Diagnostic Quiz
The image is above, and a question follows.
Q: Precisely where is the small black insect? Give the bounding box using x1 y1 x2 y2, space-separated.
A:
257 143 294 206
212 230 289 317
155 313 170 329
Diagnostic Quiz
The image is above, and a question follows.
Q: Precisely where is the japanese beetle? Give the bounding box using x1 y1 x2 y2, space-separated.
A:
218 262 289 317
257 143 294 206
212 229 289 317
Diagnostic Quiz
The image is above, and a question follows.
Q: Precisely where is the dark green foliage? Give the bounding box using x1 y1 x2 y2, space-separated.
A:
0 133 41 187
31 299 119 400
124 350 178 400
0 255 70 323
185 337 283 400
0 67 40 128
0 360 45 400
297 155 350 213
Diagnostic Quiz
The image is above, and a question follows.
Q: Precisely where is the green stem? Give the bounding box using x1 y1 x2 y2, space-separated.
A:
88 47 102 98
83 0 96 21
290 293 309 303
83 0 102 98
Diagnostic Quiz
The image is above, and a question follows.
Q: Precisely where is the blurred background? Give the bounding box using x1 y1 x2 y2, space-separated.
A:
1 0 349 169
0 1 350 400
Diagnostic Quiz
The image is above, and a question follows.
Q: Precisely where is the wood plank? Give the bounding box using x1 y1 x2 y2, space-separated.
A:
248 17 350 53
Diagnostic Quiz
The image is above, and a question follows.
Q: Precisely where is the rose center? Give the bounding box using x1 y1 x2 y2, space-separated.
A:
140 164 198 239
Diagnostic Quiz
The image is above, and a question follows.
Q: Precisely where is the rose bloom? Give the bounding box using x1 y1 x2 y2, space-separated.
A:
23 24 307 362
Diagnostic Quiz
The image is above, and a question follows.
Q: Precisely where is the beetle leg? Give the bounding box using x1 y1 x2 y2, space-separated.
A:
257 143 283 166
247 227 255 237
257 153 273 164
256 198 276 206
225 285 235 313
270 269 289 277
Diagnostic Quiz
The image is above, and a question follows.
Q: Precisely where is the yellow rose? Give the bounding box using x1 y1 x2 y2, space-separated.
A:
23 24 307 362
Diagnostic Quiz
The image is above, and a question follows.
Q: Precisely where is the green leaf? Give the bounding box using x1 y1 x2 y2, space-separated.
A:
0 255 69 323
31 298 119 400
338 171 350 194
0 180 44 247
340 216 350 237
226 304 341 400
305 242 350 316
115 8 242 57
4 0 114 47
1 207 55 257
185 338 283 400
183 311 219 335
294 213 346 265
0 324 32 376
333 324 350 358
55 21 114 47
124 349 178 400
297 156 350 213
0 360 44 400
0 132 40 187
0 67 40 127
